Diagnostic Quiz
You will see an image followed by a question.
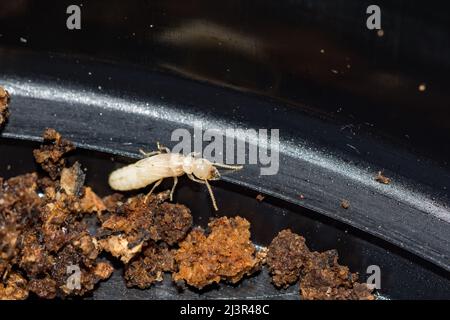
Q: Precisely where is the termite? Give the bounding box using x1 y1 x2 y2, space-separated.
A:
108 143 243 211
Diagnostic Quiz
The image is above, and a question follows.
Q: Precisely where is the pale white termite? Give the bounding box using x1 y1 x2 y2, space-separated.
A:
108 143 242 211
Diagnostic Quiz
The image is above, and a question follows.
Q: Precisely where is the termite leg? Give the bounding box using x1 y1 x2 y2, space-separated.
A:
170 176 178 201
187 174 218 211
144 178 164 202
187 173 206 184
139 149 161 157
204 179 219 211
213 163 243 170
156 142 171 154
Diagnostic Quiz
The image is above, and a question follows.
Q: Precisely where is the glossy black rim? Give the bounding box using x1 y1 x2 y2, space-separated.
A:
1 50 449 276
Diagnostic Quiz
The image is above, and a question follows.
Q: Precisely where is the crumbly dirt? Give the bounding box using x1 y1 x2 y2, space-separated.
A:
0 86 10 127
101 193 124 215
266 229 374 300
266 229 310 288
98 192 192 264
0 272 28 300
172 216 264 289
124 242 176 289
375 171 391 185
0 173 42 280
33 128 75 180
0 130 112 299
60 162 85 197
27 277 58 299
300 250 374 300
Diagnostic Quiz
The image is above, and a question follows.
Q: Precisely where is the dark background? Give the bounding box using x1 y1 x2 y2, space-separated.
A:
1 1 450 299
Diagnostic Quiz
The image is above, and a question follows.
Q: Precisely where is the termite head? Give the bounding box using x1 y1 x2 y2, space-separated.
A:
207 166 221 180
183 154 241 182
181 154 219 180
190 158 221 181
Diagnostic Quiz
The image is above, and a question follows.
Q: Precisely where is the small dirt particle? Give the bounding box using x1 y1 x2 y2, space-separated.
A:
256 194 265 202
341 199 350 209
375 171 391 184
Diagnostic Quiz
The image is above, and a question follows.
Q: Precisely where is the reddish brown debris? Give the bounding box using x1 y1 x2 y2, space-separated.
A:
51 244 112 296
18 229 54 276
375 171 391 185
102 193 124 214
98 192 192 263
80 187 107 214
28 277 57 299
124 242 176 289
340 199 350 209
60 162 85 197
0 173 42 281
266 229 374 300
33 128 75 180
0 130 113 299
153 201 193 245
173 216 263 289
301 250 374 300
0 272 28 300
266 229 310 288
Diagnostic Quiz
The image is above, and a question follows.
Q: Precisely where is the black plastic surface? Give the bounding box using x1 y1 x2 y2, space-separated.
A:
1 138 449 299
0 0 449 299
1 50 449 273
1 0 450 163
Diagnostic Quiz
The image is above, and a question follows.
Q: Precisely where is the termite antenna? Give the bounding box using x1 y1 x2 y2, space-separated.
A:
156 142 171 153
213 163 243 170
204 179 219 211
139 149 161 158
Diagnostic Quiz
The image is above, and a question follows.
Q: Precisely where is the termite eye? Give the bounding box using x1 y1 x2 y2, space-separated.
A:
210 167 221 180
